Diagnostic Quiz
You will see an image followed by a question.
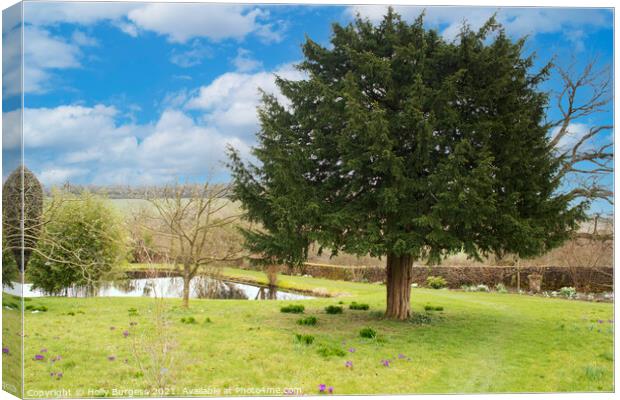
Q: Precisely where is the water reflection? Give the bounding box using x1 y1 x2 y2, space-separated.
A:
4 276 313 300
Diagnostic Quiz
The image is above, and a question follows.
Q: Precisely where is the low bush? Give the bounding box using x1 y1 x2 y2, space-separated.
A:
325 305 343 314
317 345 346 358
424 304 444 312
359 327 377 339
409 313 433 325
476 284 490 292
204 317 212 323
180 316 197 324
281 304 305 313
349 302 369 310
559 287 577 299
25 304 47 312
297 316 318 326
128 307 138 316
426 276 447 289
294 333 315 345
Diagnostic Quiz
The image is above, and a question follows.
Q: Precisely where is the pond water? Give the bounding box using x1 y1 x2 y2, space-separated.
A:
3 276 313 300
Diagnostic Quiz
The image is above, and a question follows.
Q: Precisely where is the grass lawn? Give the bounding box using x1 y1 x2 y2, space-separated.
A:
3 268 614 397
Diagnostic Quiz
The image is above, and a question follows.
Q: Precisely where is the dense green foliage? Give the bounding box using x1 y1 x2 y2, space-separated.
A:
27 191 127 294
2 166 44 271
426 275 447 289
325 305 344 314
349 302 370 310
228 9 583 267
281 304 305 313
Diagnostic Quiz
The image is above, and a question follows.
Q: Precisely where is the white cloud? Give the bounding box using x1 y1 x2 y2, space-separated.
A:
22 26 82 93
186 64 305 138
18 102 251 185
347 6 611 42
71 30 98 47
232 48 263 72
126 4 277 43
24 2 138 26
170 41 212 68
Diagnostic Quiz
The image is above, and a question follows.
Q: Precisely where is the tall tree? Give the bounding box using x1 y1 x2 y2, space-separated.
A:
228 10 584 320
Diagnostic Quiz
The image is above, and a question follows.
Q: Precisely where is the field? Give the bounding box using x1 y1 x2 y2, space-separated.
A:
4 267 614 397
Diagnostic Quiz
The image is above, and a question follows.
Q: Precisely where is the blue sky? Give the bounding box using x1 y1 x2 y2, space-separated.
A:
1 3 614 212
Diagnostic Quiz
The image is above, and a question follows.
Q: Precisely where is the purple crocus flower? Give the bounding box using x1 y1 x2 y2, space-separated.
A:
345 361 353 368
348 347 356 353
123 330 130 338
318 384 326 393
108 355 116 361
598 319 604 324
56 372 63 379
34 354 44 361
50 372 55 377
328 387 334 394
381 359 390 367
2 347 9 354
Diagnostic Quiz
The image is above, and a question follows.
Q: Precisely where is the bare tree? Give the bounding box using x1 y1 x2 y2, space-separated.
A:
548 56 613 206
141 182 243 308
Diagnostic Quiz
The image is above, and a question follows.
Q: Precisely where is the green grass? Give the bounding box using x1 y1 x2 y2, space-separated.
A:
3 269 614 396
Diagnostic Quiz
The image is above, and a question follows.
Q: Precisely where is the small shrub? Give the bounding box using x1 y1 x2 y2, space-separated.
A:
180 316 197 324
317 345 346 358
559 287 577 299
359 327 377 339
325 305 343 314
426 276 447 289
349 302 369 310
297 316 318 326
281 304 305 313
204 317 212 323
409 313 433 324
66 311 75 316
475 284 490 292
25 304 47 312
294 333 315 345
128 307 138 316
495 283 508 293
424 304 443 312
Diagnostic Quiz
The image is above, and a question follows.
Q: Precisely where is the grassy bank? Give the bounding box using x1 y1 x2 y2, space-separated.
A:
2 271 614 396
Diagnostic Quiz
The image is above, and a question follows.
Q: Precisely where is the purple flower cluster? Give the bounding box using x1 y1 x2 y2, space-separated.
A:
318 384 334 394
381 359 391 367
123 330 130 338
50 372 63 380
34 354 45 361
2 347 9 355
345 361 353 368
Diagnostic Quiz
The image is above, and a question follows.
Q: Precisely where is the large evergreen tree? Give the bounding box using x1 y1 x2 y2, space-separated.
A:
228 10 584 320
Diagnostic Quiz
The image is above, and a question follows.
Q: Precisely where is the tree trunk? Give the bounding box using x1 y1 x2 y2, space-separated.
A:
182 265 191 308
385 253 414 320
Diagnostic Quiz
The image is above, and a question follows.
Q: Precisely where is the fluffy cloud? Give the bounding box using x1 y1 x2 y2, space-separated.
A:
127 4 274 43
232 48 263 72
13 63 307 186
347 6 611 41
15 103 249 186
23 26 83 93
186 63 305 138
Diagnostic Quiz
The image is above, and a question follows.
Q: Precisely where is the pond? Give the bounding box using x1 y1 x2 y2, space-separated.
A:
3 276 314 300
